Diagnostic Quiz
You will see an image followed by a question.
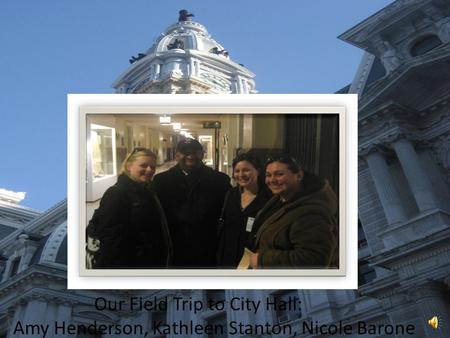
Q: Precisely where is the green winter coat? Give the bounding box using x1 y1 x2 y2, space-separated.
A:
254 173 338 268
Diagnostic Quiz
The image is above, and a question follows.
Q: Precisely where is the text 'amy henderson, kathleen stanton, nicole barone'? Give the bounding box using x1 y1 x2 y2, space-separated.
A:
13 319 417 337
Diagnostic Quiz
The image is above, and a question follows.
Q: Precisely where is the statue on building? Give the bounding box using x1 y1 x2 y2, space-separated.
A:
379 41 402 72
167 38 185 50
178 10 194 22
129 53 146 64
437 17 450 42
209 47 229 57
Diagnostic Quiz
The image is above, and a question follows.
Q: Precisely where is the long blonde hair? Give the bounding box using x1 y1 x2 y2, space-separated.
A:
120 147 157 175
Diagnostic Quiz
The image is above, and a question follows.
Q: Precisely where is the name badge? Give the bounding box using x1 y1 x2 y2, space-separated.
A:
246 217 255 232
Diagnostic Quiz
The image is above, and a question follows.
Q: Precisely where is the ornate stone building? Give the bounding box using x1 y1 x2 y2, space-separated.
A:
0 1 449 337
112 10 255 95
339 0 450 336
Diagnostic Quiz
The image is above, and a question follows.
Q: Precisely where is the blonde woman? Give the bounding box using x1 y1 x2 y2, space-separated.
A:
87 148 172 269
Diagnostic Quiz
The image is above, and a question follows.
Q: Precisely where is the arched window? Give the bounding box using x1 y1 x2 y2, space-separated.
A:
410 35 442 56
9 257 21 277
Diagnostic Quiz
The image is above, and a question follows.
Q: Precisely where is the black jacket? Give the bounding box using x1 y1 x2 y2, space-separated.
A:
89 174 172 269
217 186 272 268
153 164 231 268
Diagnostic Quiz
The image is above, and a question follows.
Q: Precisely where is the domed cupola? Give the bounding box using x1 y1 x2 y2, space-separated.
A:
154 10 229 57
113 10 256 94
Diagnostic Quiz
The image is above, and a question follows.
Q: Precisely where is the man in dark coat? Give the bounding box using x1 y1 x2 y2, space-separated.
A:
153 138 231 268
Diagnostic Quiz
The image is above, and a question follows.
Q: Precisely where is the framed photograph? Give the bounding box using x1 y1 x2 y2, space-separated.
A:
68 94 357 289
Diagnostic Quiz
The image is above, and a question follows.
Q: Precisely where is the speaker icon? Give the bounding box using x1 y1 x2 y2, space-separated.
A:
428 316 440 330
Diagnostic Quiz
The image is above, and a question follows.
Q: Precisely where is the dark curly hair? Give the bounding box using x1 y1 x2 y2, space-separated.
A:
265 153 302 173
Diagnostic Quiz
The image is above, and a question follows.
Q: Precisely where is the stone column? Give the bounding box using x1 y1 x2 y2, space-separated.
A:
22 299 47 320
392 138 439 212
235 76 244 93
188 59 194 77
154 64 161 80
411 283 450 338
9 303 26 338
227 290 253 324
12 299 48 338
0 258 10 282
131 310 150 338
54 303 72 338
165 293 175 338
366 150 408 224
241 79 248 94
193 60 200 78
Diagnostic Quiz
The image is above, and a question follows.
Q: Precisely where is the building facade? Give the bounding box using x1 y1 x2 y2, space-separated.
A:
340 0 450 336
0 2 449 337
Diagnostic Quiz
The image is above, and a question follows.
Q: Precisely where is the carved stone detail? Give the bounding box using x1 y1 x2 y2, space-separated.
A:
432 134 450 182
40 222 67 264
359 126 420 156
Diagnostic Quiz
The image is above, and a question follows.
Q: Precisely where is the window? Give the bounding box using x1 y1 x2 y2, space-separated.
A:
90 123 116 180
152 311 167 338
9 257 21 277
358 259 376 286
206 313 228 338
152 311 167 324
410 35 442 56
271 290 302 324
205 290 225 303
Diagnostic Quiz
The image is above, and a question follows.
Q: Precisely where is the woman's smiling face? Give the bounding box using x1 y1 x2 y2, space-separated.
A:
233 160 259 190
127 155 156 183
265 161 303 200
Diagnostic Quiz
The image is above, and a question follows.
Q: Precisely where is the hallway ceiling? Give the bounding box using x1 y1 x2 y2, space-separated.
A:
121 114 224 135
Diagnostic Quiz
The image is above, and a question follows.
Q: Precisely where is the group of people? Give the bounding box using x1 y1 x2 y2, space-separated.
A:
87 138 338 269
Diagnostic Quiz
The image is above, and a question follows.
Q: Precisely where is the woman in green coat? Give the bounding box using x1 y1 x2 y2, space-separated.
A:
248 155 338 269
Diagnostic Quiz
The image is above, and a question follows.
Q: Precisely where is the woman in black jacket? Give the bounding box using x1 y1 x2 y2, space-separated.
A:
87 148 172 269
217 153 272 268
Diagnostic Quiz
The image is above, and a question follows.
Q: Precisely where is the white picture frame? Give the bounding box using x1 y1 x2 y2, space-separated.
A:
68 94 357 290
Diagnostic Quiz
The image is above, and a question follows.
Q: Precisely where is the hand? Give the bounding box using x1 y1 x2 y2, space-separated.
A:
249 252 259 269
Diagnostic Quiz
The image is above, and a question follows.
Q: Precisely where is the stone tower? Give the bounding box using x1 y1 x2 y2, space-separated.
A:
113 10 256 94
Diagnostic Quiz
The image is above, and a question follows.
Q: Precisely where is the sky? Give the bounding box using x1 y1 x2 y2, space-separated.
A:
0 0 392 210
